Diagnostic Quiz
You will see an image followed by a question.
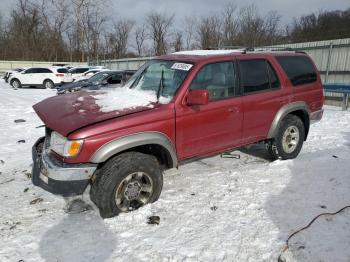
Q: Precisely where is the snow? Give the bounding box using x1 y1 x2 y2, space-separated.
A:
173 49 244 56
93 88 158 112
0 80 350 261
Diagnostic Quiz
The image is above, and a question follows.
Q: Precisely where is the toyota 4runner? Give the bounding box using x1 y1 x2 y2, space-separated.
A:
32 49 324 218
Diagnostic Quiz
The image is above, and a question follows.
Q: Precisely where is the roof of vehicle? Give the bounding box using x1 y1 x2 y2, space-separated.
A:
158 49 307 63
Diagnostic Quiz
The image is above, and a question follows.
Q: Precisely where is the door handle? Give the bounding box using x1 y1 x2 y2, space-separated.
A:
228 107 239 113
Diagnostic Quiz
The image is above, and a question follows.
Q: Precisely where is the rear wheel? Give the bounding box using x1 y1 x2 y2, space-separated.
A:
11 79 21 89
90 152 163 218
43 79 54 89
267 114 305 160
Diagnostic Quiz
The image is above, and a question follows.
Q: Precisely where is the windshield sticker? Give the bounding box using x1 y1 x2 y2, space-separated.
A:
171 63 193 71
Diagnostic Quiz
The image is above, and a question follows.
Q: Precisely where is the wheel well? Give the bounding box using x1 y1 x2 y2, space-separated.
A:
10 78 18 84
43 79 53 83
101 144 174 170
288 110 310 140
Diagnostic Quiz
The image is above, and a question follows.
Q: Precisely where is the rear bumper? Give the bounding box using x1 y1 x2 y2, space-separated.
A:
310 109 324 124
31 137 97 197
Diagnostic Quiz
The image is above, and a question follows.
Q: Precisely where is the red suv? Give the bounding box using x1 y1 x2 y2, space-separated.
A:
32 50 324 218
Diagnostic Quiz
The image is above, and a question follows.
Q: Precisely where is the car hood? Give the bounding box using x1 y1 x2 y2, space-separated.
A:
33 90 155 137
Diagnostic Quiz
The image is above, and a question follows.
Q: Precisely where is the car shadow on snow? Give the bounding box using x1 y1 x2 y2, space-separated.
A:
39 199 116 262
264 132 350 261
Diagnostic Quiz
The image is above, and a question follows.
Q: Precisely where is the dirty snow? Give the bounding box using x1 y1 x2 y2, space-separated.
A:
0 80 350 262
93 88 160 112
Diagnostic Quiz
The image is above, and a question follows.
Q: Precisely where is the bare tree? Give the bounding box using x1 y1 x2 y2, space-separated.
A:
235 4 281 47
109 19 134 59
134 25 147 56
196 15 222 49
172 31 183 52
146 12 174 55
287 8 350 42
221 3 239 47
183 16 197 50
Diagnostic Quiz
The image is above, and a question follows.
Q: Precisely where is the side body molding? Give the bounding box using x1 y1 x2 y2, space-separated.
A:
90 132 178 167
267 101 310 139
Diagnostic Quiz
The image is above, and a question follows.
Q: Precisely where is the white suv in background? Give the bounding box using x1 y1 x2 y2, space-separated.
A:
9 67 73 89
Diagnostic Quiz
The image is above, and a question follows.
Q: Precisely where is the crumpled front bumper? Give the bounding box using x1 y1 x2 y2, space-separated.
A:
31 137 97 197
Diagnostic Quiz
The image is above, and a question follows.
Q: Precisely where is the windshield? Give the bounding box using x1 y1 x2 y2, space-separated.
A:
124 60 192 100
88 72 109 83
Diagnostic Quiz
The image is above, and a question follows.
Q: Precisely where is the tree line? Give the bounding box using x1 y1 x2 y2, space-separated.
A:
0 0 349 62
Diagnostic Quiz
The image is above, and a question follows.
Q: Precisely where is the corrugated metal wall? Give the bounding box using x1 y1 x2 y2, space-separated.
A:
100 57 153 71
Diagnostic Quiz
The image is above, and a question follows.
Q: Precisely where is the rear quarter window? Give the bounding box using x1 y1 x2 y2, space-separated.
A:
276 56 317 86
57 68 68 73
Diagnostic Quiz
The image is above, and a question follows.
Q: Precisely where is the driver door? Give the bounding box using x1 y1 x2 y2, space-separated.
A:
175 61 243 160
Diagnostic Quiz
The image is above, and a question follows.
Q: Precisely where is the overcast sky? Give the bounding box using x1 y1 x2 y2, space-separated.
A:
1 0 349 26
114 0 349 26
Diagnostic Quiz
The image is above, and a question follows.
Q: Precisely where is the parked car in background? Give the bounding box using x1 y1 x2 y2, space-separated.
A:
73 68 110 82
3 68 25 83
10 67 73 89
57 70 135 94
68 67 91 81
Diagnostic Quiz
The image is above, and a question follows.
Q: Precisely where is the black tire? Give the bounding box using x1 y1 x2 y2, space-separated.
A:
90 152 163 218
268 114 305 160
11 79 21 89
43 79 54 89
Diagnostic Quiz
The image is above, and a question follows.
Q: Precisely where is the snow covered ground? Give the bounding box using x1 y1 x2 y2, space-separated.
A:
0 80 349 262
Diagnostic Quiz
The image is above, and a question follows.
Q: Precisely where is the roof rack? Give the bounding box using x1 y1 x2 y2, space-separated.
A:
172 46 305 56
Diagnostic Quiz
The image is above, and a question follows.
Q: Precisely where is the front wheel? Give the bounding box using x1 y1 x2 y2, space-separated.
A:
267 115 305 160
90 152 163 218
11 79 21 89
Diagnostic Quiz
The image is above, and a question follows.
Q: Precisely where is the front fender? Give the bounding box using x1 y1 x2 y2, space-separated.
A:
90 132 177 167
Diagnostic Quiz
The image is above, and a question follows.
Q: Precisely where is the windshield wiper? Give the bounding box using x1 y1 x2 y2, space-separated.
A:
156 69 164 102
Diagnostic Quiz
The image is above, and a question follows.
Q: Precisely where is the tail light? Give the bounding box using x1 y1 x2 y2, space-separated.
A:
56 73 64 77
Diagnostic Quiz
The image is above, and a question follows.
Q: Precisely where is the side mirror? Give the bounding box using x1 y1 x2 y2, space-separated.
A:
186 89 209 106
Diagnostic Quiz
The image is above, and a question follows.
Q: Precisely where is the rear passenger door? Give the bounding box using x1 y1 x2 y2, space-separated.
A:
239 58 291 144
176 61 243 159
38 68 54 84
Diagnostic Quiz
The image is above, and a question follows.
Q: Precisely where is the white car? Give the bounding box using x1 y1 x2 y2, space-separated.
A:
68 67 91 81
73 68 110 82
9 67 73 89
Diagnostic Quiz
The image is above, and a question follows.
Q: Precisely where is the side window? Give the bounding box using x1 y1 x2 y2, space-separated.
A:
57 68 68 73
26 68 39 74
189 62 238 101
107 74 122 84
38 68 53 73
239 59 280 94
276 56 317 86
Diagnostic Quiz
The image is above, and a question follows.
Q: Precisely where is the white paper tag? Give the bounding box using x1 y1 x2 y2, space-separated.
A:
171 63 193 71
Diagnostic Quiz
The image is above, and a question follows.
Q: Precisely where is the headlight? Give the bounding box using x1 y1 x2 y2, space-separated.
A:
50 131 83 157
